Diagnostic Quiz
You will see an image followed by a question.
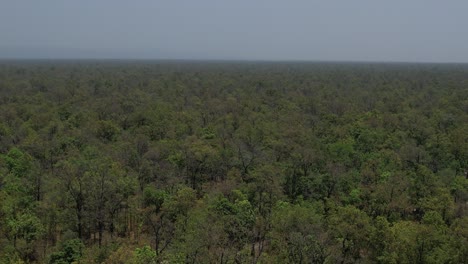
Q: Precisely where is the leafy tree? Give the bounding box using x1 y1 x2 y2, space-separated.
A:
132 245 157 264
48 239 84 264
269 201 327 263
327 205 372 263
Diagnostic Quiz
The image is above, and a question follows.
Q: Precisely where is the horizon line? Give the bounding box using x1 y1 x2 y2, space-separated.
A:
0 58 467 65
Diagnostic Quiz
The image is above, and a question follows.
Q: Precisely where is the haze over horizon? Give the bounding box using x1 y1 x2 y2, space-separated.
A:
1 1 467 63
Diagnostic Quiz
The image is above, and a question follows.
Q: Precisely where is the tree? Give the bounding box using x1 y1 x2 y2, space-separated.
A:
48 238 84 264
132 245 157 264
269 201 327 263
327 205 372 263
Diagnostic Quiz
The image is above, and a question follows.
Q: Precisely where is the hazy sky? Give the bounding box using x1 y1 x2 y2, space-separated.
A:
1 1 467 62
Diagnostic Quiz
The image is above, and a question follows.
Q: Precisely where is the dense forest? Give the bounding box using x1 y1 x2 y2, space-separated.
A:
0 61 467 263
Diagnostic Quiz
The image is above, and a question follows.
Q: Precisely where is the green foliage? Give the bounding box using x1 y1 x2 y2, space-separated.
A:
6 211 44 243
4 148 31 177
143 186 167 211
270 201 326 263
0 62 466 263
96 120 120 141
48 239 84 264
132 246 157 264
327 205 373 263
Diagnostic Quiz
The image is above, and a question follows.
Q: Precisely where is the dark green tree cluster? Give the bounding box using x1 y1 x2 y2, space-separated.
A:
0 61 466 263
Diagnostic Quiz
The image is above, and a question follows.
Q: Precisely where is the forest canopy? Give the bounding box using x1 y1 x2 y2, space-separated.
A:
0 61 467 263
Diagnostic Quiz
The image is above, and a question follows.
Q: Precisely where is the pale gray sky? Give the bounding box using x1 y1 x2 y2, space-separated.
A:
1 1 467 62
